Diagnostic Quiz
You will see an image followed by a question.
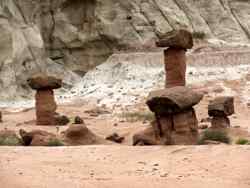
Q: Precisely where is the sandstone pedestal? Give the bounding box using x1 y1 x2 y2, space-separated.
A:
156 29 193 88
133 86 203 145
27 75 68 126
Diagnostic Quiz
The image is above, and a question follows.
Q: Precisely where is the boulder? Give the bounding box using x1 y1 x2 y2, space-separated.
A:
106 133 124 143
74 116 84 124
27 75 62 90
208 97 234 117
55 114 70 126
156 29 193 49
63 125 102 145
146 86 203 115
164 48 186 88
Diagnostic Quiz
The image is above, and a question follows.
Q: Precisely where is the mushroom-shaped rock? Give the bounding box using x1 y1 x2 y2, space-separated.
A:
63 125 104 145
146 86 203 115
27 75 62 90
208 97 234 117
156 29 193 49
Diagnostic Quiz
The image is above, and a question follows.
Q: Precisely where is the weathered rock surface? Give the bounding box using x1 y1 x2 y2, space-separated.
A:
1 0 250 100
27 75 62 90
146 86 203 115
63 125 103 145
19 129 56 146
35 90 57 125
156 30 193 49
164 48 186 88
211 116 230 128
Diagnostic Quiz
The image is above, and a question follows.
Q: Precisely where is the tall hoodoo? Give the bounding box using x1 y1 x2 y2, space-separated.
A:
156 29 193 88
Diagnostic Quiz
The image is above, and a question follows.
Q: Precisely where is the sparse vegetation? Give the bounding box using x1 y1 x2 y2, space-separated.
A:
198 129 231 145
0 136 22 146
192 31 206 39
235 138 250 145
119 111 155 122
47 138 64 147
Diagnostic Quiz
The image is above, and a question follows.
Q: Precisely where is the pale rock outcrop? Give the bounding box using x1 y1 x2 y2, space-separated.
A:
1 0 250 100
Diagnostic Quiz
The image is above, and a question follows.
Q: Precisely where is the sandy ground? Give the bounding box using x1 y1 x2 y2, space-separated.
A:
1 146 250 188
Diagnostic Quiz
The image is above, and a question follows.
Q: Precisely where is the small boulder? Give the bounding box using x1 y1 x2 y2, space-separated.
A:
208 96 234 117
106 133 124 143
156 29 193 49
27 75 62 90
133 127 159 146
146 86 203 115
55 114 70 125
74 116 84 124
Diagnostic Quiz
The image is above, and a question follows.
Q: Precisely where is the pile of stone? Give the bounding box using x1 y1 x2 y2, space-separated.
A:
208 96 234 128
133 86 203 145
27 74 69 125
62 124 104 145
156 29 193 88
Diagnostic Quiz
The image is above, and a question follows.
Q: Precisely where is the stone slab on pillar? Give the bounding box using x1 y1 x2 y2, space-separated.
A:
27 74 62 125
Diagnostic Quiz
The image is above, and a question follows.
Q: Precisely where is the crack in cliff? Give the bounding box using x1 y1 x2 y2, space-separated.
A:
12 0 43 72
48 0 56 54
151 0 174 30
218 0 250 40
173 0 193 31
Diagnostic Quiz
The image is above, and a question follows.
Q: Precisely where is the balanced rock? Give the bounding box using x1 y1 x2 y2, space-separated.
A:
208 96 234 117
27 75 64 125
208 96 234 128
27 75 62 90
134 86 203 145
156 29 193 49
147 86 203 115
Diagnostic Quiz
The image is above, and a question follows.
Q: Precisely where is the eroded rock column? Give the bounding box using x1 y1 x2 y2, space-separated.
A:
27 75 62 125
156 30 193 88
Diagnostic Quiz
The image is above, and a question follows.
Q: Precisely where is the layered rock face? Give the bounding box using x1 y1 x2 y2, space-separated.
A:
1 0 250 100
